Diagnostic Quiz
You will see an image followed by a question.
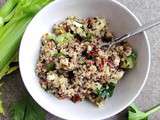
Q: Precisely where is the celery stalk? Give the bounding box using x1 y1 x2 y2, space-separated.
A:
0 0 18 17
23 0 53 14
0 15 32 71
0 0 53 73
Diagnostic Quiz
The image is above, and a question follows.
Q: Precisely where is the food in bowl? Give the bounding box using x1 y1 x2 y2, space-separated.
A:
36 16 137 107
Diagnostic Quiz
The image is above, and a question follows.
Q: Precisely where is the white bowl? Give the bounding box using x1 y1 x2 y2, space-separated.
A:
19 0 151 120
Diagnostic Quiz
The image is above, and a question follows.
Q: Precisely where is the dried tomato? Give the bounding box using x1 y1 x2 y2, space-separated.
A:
71 94 81 102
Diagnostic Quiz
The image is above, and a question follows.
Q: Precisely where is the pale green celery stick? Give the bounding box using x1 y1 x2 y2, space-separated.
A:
0 0 34 34
0 52 18 80
0 0 18 17
23 0 53 14
0 15 26 43
0 5 23 41
0 7 17 27
0 62 10 80
0 15 32 71
0 0 52 38
0 17 4 26
3 5 17 23
0 0 53 71
0 54 17 79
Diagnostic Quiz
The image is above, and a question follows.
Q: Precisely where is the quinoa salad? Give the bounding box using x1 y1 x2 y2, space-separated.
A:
36 16 137 107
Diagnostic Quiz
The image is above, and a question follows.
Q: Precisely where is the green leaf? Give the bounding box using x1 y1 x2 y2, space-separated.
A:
128 104 148 120
95 83 115 99
128 104 160 120
10 96 46 120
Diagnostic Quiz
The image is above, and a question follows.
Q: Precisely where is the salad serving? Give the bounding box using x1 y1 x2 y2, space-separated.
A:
36 16 137 107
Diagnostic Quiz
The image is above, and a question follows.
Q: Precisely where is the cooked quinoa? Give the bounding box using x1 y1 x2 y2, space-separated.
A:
36 16 137 107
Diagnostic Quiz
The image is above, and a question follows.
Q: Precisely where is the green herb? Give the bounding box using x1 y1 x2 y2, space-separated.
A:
10 96 46 120
85 32 92 41
96 83 115 99
79 57 86 65
128 104 160 120
53 52 66 57
46 63 55 71
121 51 137 69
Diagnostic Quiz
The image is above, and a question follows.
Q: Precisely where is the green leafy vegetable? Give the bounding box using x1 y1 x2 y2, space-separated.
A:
95 83 115 99
121 51 137 69
128 104 160 120
10 96 46 120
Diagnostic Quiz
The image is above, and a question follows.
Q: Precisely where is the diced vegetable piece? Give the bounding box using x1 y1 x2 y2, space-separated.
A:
85 32 92 41
105 65 110 75
112 70 125 80
54 33 74 45
47 33 56 40
121 52 137 69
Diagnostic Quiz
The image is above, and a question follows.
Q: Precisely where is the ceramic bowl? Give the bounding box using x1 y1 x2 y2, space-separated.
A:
19 0 150 120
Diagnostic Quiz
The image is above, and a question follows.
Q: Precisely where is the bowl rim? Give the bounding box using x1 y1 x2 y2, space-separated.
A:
19 0 151 119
